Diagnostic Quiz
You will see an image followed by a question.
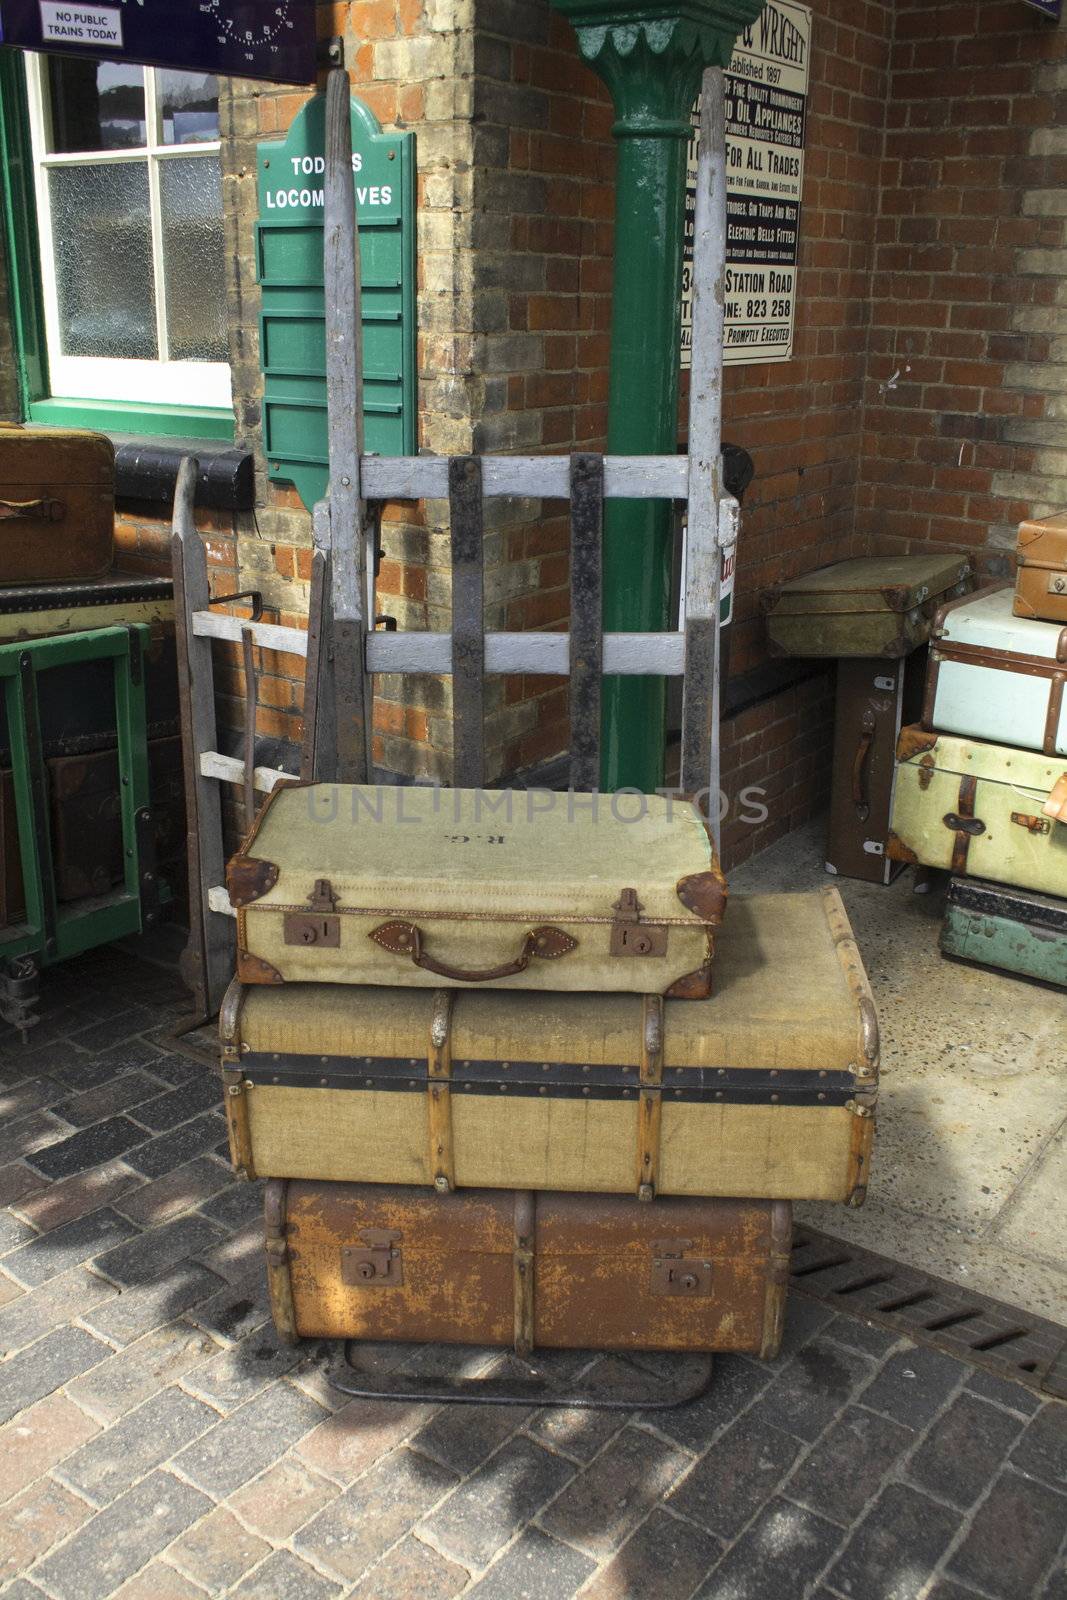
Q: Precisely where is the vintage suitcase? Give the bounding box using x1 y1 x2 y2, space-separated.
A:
940 877 1067 990
924 584 1067 757
227 783 727 998
888 726 1067 896
48 734 184 902
264 1181 791 1359
0 573 173 645
1014 513 1067 625
826 652 926 884
221 888 877 1205
763 555 973 659
0 426 114 585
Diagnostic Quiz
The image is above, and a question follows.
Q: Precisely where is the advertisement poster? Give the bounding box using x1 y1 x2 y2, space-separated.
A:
681 0 812 369
0 0 317 84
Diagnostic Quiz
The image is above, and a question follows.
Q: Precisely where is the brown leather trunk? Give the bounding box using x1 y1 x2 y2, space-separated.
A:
48 735 184 902
826 652 926 884
0 426 114 584
1015 513 1067 624
265 1180 791 1360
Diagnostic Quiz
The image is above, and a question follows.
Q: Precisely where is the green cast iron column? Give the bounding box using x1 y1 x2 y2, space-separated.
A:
549 0 764 792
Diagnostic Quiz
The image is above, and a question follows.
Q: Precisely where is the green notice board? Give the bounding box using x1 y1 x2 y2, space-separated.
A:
256 92 416 512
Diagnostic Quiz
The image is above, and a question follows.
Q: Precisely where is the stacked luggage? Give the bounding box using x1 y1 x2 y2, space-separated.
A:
889 514 1067 988
221 781 879 1374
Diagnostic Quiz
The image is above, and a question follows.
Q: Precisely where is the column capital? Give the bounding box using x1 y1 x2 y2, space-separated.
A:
549 0 765 135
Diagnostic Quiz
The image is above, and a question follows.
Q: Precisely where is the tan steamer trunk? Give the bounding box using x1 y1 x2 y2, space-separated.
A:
222 888 877 1206
1014 513 1067 624
227 783 727 999
0 426 115 584
265 1181 791 1359
888 725 1067 895
763 555 973 659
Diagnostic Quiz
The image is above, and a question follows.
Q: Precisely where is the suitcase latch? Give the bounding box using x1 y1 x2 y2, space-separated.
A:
284 878 341 948
341 1229 404 1287
650 1240 712 1298
1011 811 1051 836
610 889 668 958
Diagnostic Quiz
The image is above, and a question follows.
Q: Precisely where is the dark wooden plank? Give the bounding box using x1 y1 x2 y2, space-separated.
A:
449 455 485 788
568 453 604 793
171 456 234 1021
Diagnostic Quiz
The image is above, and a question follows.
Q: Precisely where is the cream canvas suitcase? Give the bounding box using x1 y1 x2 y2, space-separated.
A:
888 726 1067 895
923 584 1067 757
221 888 877 1205
763 555 973 659
227 783 727 998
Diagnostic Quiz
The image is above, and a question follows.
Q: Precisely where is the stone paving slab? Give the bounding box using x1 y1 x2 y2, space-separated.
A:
0 945 1062 1600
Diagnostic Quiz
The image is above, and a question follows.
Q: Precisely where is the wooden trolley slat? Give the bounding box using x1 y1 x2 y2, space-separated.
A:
174 64 734 1021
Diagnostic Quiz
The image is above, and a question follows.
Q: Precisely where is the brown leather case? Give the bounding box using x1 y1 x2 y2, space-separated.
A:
48 735 184 902
1014 514 1067 624
264 1180 791 1360
826 652 926 884
0 425 115 584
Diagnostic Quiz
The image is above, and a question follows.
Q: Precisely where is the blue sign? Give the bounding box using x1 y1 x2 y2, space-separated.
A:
1025 0 1061 16
0 1 317 83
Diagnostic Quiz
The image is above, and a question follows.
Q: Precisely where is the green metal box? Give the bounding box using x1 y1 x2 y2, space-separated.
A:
941 877 1067 990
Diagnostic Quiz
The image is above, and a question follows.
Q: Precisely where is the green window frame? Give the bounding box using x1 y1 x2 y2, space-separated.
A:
0 50 234 442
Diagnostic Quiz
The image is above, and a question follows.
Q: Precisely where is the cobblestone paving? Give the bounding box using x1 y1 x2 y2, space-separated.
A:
0 948 1064 1600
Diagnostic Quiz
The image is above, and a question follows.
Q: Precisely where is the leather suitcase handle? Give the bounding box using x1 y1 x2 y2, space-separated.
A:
852 710 876 822
369 920 577 982
0 497 65 523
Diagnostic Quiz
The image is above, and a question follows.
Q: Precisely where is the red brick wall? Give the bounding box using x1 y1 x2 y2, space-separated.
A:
720 0 894 684
472 1 616 776
76 0 1067 872
859 0 1067 572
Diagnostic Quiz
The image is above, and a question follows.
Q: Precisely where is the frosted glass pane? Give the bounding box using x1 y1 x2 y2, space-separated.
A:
160 158 227 363
49 163 156 360
158 70 220 146
47 57 145 151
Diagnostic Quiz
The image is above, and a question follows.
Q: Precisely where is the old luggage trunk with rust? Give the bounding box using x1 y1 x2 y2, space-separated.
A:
888 725 1067 896
0 426 115 585
227 783 727 998
923 585 1067 758
1014 513 1067 625
265 1181 791 1359
763 555 973 659
221 889 877 1206
826 653 926 884
49 735 184 901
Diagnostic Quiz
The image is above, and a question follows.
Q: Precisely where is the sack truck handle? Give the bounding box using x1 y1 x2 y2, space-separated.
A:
369 920 577 983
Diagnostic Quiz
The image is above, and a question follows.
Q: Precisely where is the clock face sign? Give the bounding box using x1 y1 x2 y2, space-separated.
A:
0 0 317 84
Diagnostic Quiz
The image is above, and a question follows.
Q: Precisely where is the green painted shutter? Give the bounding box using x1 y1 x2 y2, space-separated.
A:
256 91 416 513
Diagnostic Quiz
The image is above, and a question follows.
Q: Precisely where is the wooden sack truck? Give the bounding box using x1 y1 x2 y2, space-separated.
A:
174 69 880 1407
174 65 740 1027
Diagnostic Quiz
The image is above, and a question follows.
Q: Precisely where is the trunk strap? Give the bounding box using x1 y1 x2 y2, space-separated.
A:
636 994 665 1202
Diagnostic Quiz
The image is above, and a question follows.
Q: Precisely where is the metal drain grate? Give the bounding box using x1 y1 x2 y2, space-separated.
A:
791 1227 1067 1402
